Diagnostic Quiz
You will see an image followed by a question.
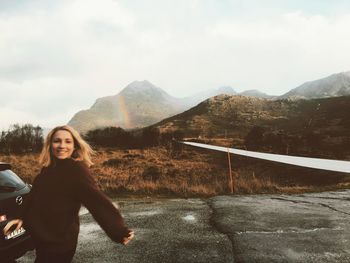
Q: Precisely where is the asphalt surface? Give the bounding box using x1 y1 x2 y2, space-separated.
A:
17 190 350 262
17 198 233 263
210 191 350 263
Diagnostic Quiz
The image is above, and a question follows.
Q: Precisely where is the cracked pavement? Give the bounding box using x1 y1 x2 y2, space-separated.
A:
18 190 350 262
18 198 233 263
210 190 350 262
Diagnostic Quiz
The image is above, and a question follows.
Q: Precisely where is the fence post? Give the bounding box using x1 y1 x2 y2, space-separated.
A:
227 148 234 193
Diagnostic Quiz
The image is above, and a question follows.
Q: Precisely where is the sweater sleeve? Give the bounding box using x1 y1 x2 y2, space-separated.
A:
21 170 43 229
73 162 130 243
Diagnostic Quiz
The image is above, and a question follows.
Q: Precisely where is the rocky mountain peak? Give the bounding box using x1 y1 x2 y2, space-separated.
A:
279 71 350 99
120 80 164 95
217 86 237 94
68 80 185 133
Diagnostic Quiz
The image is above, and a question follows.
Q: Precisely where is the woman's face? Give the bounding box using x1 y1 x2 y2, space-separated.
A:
51 130 75 159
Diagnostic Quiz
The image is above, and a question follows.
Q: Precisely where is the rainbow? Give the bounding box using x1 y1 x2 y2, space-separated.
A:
117 95 132 129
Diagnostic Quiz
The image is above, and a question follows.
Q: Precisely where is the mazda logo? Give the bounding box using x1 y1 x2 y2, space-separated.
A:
16 196 23 205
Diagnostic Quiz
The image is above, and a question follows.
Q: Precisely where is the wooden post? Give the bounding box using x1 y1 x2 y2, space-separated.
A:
227 148 234 193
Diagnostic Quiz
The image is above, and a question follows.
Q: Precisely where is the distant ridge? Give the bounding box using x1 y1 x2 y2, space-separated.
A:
279 71 350 99
151 94 350 151
68 70 350 134
239 89 275 99
68 80 187 133
68 81 261 133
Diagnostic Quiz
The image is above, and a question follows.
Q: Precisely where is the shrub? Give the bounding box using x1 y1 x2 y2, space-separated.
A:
0 124 43 154
142 165 162 181
123 153 144 159
166 167 181 178
103 158 124 167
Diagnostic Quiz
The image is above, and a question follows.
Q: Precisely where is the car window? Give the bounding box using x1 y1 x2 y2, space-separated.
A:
0 169 26 191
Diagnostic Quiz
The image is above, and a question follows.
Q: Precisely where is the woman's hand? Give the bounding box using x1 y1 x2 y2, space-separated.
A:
122 230 134 245
3 219 23 236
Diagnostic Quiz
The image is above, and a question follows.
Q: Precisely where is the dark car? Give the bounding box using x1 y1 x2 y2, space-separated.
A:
0 162 34 261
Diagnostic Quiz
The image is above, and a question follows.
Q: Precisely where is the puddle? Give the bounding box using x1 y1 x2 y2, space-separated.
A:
79 207 89 216
284 248 304 260
80 202 120 216
169 199 183 202
79 222 102 239
236 227 343 235
186 199 204 204
128 209 162 217
183 214 197 222
324 252 341 259
169 199 203 204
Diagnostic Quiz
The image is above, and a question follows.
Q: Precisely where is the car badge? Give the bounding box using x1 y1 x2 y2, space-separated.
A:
0 215 7 222
16 196 23 205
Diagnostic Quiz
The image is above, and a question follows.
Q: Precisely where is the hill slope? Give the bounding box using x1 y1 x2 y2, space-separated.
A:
68 81 188 133
68 82 240 133
279 71 350 99
152 94 350 158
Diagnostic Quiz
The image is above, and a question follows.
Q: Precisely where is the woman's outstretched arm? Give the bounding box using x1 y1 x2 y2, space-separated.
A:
73 162 133 244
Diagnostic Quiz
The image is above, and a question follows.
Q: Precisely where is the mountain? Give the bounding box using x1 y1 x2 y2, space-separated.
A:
239 89 275 99
68 82 240 133
68 81 188 133
152 95 280 136
152 94 350 157
68 76 315 134
279 71 350 100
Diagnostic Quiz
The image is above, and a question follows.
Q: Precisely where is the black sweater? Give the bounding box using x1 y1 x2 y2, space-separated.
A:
23 158 130 253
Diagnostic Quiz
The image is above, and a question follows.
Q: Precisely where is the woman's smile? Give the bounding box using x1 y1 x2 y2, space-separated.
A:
51 130 75 159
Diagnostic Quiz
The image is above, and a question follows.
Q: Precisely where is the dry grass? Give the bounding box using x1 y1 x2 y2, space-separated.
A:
1 146 347 197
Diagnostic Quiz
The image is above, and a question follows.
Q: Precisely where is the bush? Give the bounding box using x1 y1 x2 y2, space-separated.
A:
244 126 265 150
122 153 144 159
167 168 181 178
142 165 162 181
103 158 124 167
0 124 43 154
85 127 137 148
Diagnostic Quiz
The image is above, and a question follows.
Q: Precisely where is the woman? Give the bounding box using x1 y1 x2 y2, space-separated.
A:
3 125 134 262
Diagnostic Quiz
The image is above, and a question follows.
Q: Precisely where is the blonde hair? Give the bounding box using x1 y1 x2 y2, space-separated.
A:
39 125 94 167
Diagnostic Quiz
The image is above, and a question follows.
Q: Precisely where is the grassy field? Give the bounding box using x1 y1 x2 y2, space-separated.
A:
1 143 350 197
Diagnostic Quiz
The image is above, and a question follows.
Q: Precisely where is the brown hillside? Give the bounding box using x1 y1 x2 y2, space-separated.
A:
152 94 350 159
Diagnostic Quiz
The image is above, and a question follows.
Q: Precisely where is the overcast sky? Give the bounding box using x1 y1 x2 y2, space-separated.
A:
1 0 350 130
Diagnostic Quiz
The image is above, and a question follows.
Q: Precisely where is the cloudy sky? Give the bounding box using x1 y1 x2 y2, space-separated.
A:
1 0 350 130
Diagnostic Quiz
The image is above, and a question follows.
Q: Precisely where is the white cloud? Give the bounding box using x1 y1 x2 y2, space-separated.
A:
0 107 42 130
207 11 350 91
66 0 134 28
